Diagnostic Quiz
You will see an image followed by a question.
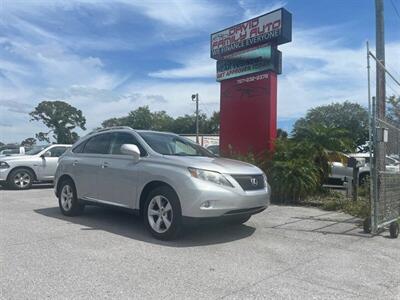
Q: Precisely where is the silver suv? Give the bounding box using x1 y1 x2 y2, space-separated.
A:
54 127 270 240
0 144 71 189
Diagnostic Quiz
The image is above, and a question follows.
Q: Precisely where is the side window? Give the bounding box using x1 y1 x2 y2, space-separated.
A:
83 134 112 154
110 132 146 156
48 146 69 157
72 141 87 153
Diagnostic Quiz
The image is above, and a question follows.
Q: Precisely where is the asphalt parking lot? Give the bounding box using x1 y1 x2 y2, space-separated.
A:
1 186 399 299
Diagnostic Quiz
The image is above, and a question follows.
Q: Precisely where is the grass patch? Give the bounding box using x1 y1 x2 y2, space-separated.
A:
302 189 370 219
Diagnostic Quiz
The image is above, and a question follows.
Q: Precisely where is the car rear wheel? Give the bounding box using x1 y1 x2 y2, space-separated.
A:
58 179 84 216
144 186 182 240
8 168 34 190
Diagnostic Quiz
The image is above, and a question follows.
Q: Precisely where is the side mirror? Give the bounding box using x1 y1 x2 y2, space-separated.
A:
120 144 140 162
41 151 51 158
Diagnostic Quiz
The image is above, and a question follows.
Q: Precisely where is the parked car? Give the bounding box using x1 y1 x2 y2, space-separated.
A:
0 144 71 189
0 146 35 157
206 144 220 156
54 127 270 240
0 148 20 156
328 152 400 186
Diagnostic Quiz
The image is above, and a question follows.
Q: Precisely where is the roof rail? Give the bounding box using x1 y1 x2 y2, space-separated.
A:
88 126 133 135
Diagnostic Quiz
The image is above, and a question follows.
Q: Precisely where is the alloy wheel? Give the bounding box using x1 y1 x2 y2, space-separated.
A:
61 184 74 211
147 195 173 233
13 172 31 188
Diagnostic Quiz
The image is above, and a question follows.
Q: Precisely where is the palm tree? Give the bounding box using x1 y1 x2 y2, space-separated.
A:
292 124 353 184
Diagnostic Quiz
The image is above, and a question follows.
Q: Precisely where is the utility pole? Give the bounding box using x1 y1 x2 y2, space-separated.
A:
191 93 199 144
375 0 386 173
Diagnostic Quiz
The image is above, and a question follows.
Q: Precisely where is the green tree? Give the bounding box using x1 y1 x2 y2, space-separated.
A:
30 101 86 144
267 139 320 203
170 114 196 134
293 124 353 184
293 101 368 150
204 111 220 134
387 95 400 125
127 106 153 129
101 116 130 127
101 106 220 134
151 111 174 131
277 128 288 139
21 138 37 147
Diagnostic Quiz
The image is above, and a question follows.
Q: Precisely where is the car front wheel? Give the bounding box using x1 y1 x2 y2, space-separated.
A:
8 168 34 190
144 186 182 240
58 179 84 216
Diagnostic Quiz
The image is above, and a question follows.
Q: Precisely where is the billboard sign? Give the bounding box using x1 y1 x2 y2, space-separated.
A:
216 45 281 81
210 8 292 59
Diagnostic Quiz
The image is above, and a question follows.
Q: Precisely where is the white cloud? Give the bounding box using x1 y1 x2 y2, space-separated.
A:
238 0 287 20
123 0 226 29
148 46 215 79
278 27 400 118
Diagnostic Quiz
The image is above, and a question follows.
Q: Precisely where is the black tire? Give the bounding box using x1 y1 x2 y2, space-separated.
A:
227 214 252 225
363 217 371 234
143 186 182 240
389 222 399 239
58 179 84 216
7 168 34 190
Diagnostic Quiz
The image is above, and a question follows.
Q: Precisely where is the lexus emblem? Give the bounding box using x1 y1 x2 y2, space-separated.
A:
250 178 258 186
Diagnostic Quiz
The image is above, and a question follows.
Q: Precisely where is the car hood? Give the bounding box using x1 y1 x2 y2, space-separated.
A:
163 155 263 175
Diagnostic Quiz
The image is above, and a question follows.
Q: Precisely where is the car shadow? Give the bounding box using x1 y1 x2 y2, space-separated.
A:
0 183 53 191
266 211 376 238
34 205 256 247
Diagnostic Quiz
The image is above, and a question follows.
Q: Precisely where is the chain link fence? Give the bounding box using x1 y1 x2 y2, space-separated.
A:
368 44 400 237
374 119 400 228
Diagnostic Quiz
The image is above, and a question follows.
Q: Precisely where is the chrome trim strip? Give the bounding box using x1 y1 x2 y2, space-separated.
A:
82 196 129 208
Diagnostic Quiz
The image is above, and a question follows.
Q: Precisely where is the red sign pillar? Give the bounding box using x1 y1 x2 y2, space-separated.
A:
219 72 277 156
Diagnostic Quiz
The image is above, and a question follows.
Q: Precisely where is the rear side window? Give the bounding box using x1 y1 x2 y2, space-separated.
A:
83 133 112 154
110 132 147 156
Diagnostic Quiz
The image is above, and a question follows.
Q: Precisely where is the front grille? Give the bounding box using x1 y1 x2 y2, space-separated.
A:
231 174 265 191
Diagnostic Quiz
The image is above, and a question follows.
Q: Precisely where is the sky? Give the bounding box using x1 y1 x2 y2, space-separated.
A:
0 0 399 143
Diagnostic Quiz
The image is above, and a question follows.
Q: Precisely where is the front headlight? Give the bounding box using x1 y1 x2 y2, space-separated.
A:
0 161 10 169
188 167 233 187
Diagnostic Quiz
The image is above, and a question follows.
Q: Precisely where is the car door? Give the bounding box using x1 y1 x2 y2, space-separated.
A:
96 132 146 208
37 146 70 180
73 133 113 200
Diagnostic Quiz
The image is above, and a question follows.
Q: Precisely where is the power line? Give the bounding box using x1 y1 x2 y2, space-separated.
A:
386 81 400 96
390 0 400 20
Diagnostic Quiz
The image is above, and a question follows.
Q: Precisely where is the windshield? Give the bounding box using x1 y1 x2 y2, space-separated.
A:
25 145 49 155
138 132 214 157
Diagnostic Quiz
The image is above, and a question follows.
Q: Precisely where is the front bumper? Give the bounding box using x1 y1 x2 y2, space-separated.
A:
0 168 11 182
178 175 270 218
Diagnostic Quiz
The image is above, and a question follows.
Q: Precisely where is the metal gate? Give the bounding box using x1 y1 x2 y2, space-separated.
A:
367 43 400 238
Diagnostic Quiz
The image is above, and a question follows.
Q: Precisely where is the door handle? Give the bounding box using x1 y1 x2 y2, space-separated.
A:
72 160 78 166
101 162 109 169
